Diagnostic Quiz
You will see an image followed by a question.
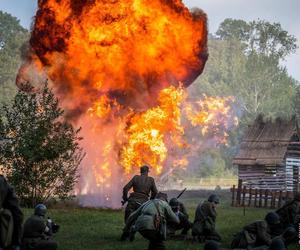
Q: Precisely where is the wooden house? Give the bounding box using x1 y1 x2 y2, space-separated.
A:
233 116 300 191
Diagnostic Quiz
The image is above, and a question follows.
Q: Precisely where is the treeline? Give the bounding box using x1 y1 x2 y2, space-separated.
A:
188 19 299 178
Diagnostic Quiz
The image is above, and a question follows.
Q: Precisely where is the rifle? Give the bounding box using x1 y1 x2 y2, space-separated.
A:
176 188 187 199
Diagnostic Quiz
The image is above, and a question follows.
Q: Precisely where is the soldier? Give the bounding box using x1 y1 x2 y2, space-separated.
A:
192 194 221 242
122 192 179 250
122 165 158 222
167 198 192 237
231 212 281 249
0 175 23 250
276 192 300 229
22 204 58 250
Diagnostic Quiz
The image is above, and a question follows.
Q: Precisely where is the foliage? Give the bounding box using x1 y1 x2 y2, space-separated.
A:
0 83 85 207
189 19 299 174
0 11 28 105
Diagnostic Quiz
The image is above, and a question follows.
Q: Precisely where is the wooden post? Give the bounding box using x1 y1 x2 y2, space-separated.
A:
254 189 258 207
237 179 242 206
242 186 246 207
231 185 236 207
264 189 268 208
278 190 283 208
259 189 263 208
248 188 252 207
271 191 276 208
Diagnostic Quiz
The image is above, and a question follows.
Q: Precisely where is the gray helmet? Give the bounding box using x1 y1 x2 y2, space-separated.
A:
140 165 150 174
294 192 300 201
270 238 286 250
34 204 47 217
265 212 280 225
208 194 220 204
204 240 221 250
169 198 179 208
156 192 168 202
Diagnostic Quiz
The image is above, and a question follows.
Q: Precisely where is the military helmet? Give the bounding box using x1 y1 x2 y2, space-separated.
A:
169 198 179 208
204 240 221 250
140 165 150 174
208 194 220 204
265 212 280 225
269 238 286 250
156 192 168 202
294 192 300 201
34 204 47 217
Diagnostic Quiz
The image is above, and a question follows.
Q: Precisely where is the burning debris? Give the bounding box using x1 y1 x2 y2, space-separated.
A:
17 0 237 207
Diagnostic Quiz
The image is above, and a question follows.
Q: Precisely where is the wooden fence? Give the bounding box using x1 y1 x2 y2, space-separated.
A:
231 180 297 209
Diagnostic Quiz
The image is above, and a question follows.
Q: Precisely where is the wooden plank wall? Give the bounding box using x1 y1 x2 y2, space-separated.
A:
238 165 286 190
286 157 300 192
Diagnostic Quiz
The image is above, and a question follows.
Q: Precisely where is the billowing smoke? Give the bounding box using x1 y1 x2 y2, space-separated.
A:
16 0 236 208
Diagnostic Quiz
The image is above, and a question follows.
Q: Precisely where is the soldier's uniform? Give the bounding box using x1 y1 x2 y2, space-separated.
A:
22 205 58 250
231 212 281 249
276 192 300 228
0 175 23 249
192 195 221 242
123 193 179 250
167 198 192 236
122 165 158 222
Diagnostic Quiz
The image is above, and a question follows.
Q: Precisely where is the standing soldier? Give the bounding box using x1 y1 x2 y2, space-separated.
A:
122 192 179 250
22 204 58 250
122 165 158 222
192 194 221 242
0 175 23 250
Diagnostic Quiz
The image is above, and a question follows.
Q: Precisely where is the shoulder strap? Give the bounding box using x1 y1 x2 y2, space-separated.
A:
153 200 162 218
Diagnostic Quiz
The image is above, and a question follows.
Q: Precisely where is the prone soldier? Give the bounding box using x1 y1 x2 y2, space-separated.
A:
0 175 23 250
192 194 221 242
231 212 288 249
122 165 158 223
22 204 59 250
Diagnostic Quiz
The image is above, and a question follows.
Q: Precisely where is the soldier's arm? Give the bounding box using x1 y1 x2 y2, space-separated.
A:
257 222 272 245
206 203 216 218
164 202 180 224
4 183 24 246
123 177 134 201
123 202 145 232
150 178 158 199
180 202 189 218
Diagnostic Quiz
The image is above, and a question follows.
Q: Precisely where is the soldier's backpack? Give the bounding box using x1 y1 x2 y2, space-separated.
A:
0 207 14 248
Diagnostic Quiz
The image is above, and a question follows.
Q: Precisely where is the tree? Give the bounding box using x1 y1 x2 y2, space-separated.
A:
193 19 298 125
0 11 28 105
0 83 84 207
189 19 299 174
216 18 298 59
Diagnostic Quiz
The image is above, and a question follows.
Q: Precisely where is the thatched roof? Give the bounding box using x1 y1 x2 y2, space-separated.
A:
233 115 300 166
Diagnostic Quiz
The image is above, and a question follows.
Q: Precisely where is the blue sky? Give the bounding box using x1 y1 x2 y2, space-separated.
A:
0 0 299 81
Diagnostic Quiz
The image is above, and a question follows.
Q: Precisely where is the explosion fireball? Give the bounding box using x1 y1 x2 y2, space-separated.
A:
17 0 237 207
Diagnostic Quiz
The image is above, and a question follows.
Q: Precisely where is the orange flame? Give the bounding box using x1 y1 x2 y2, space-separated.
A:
17 0 238 207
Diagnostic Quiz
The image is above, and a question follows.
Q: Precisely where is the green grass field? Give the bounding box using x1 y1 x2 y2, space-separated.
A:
23 194 299 250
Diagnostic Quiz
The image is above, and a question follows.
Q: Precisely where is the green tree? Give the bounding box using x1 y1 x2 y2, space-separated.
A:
0 11 28 105
193 19 298 125
0 83 85 207
189 19 299 174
